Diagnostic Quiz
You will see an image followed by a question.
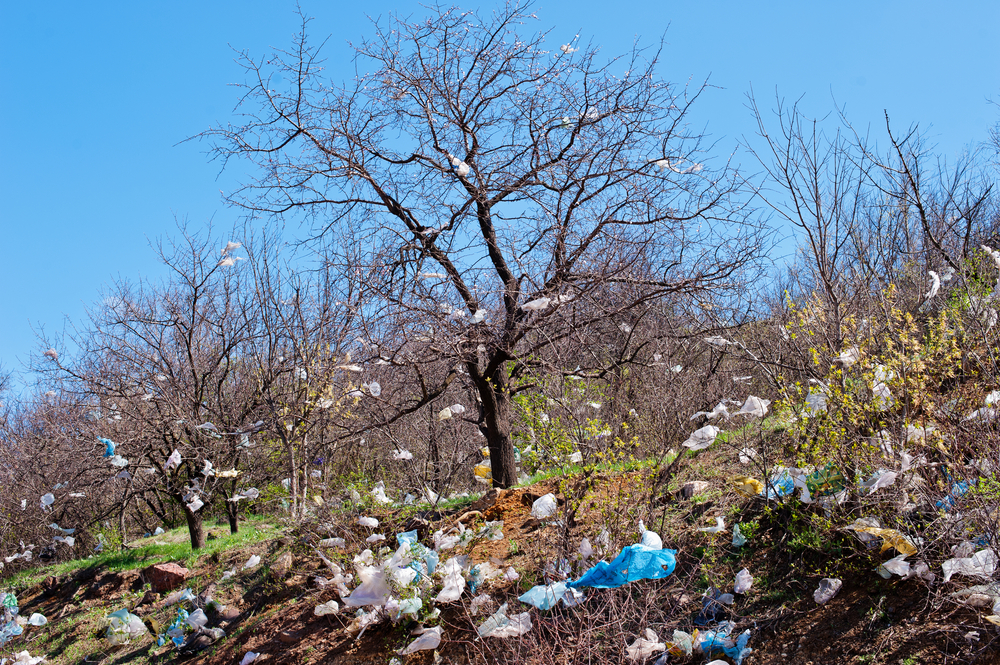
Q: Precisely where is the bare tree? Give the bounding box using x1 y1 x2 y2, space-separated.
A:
204 3 767 487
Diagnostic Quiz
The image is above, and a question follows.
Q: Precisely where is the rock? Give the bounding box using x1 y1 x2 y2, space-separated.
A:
144 563 189 593
681 481 711 499
272 551 293 579
278 630 300 644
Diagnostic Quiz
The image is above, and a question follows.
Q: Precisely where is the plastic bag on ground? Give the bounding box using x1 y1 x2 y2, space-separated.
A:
627 628 666 661
943 548 998 582
664 630 695 658
734 568 752 593
346 565 392 607
531 493 558 519
106 608 147 645
698 517 726 534
435 557 466 603
846 520 918 556
682 425 719 451
27 613 47 626
519 582 569 610
698 622 752 665
243 555 261 569
399 625 442 654
314 600 339 616
10 652 46 665
732 524 747 547
814 578 842 604
880 554 910 577
239 653 260 665
570 544 677 589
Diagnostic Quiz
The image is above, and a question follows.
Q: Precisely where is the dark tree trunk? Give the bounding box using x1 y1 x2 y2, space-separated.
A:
476 366 518 488
227 504 239 535
183 505 206 549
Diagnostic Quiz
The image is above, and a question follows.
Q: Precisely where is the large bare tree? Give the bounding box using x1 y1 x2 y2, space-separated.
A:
205 3 766 487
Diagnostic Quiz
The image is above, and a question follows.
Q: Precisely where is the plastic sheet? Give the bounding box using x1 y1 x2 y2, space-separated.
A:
106 608 147 646
732 524 747 548
626 628 665 661
734 568 752 593
682 425 719 451
942 548 998 582
846 521 918 556
698 622 752 665
399 626 442 654
813 578 842 604
519 582 568 610
531 493 557 519
569 544 677 589
314 600 339 616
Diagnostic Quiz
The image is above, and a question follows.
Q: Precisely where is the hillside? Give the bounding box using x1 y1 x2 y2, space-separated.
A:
2 444 996 665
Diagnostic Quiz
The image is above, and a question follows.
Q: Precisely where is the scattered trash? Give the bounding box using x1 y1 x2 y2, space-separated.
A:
732 476 763 497
569 543 677 589
357 516 379 528
531 493 558 519
879 554 910 577
942 548 998 582
399 625 442 654
735 395 770 418
314 600 339 616
698 517 726 534
519 582 570 610
732 524 747 548
734 568 752 593
627 628 666 661
106 608 147 645
846 520 918 556
682 425 719 451
478 602 532 638
27 613 46 627
393 449 414 460
813 578 842 604
243 555 261 570
698 621 752 665
240 652 260 665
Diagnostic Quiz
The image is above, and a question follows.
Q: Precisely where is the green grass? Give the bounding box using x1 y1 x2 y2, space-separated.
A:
4 516 279 591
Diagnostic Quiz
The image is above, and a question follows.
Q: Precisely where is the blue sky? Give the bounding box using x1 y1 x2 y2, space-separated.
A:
2 0 998 390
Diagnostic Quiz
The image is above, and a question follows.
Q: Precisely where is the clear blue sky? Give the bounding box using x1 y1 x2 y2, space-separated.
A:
2 0 998 390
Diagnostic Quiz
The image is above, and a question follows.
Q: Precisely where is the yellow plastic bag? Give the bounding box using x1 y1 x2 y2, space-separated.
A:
732 476 764 496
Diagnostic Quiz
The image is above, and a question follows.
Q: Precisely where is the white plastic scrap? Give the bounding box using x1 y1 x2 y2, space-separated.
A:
879 554 911 577
314 600 339 616
319 537 346 548
27 613 47 627
10 652 46 665
691 402 730 421
682 425 719 451
165 449 182 471
392 448 414 460
521 297 551 312
736 396 770 418
626 628 666 661
943 549 998 582
399 626 442 654
734 568 752 594
860 470 898 494
40 493 55 509
358 516 379 528
530 493 558 519
698 517 726 534
243 555 261 569
435 557 466 603
813 578 842 604
835 346 860 368
239 654 260 665
703 336 734 349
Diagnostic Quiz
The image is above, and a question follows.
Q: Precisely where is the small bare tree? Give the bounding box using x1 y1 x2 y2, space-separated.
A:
204 3 767 487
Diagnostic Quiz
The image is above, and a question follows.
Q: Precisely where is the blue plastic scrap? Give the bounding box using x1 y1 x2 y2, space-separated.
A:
698 622 752 665
569 544 677 589
936 480 973 510
99 437 116 458
519 582 569 610
764 469 794 499
397 530 419 548
1 591 23 646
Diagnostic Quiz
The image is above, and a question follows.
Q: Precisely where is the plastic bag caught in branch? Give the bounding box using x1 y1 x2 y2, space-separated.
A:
399 626 442 654
846 520 918 556
626 628 666 661
682 425 719 451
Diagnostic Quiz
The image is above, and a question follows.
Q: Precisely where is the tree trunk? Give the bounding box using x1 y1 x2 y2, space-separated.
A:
184 506 206 550
476 367 518 488
227 503 239 535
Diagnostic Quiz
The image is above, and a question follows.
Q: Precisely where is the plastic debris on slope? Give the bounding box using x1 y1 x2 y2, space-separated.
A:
734 568 752 594
698 622 752 665
626 628 666 661
569 544 677 589
399 626 442 654
477 603 532 638
519 582 569 610
106 608 147 646
846 520 918 556
1 591 24 646
698 517 726 534
435 557 466 603
814 578 842 604
736 395 770 418
732 476 763 497
27 613 46 627
879 554 911 577
531 493 558 519
314 600 339 616
243 555 261 569
732 524 747 548
239 653 260 665
943 549 998 582
9 651 46 665
682 425 719 451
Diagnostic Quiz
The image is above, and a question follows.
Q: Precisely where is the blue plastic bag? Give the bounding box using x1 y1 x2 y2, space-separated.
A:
397 529 419 548
518 582 568 610
569 544 677 589
99 437 116 458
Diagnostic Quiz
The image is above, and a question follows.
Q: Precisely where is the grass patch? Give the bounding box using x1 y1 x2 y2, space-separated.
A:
4 516 279 591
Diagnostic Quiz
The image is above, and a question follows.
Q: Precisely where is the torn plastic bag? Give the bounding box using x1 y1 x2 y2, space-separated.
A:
846 520 918 556
519 582 569 610
860 470 898 495
345 565 392 607
732 524 747 547
106 608 147 645
569 544 677 589
813 578 842 604
698 622 752 665
732 476 763 497
942 548 998 582
626 628 665 661
479 603 532 638
396 530 419 548
399 625 442 654
734 568 752 593
805 463 845 497
663 630 696 658
435 557 466 603
682 425 719 451
765 468 795 499
879 554 910 577
531 493 558 519
314 600 339 616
